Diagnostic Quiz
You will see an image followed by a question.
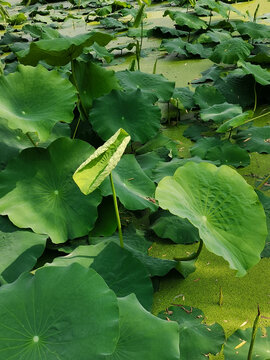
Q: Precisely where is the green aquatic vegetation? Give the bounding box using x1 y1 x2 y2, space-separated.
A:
234 126 270 154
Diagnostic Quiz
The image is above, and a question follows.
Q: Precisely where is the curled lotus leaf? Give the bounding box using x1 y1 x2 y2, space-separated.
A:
0 65 76 142
210 38 253 64
217 111 253 133
200 102 243 123
164 10 207 30
155 162 267 276
237 60 270 86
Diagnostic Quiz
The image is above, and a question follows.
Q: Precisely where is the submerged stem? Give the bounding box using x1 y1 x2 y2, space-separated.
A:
174 239 203 261
110 173 124 248
247 305 261 360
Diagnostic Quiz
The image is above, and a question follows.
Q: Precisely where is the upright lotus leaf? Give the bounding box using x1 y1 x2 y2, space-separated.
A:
234 126 270 153
237 60 270 86
16 31 113 66
209 38 253 64
116 70 175 102
196 0 239 18
249 44 270 64
158 306 225 360
196 30 232 44
224 327 270 359
0 65 76 142
216 110 253 133
163 10 207 30
107 294 180 360
0 138 102 244
235 21 270 40
0 216 47 283
0 264 119 359
161 38 188 57
155 162 267 276
185 43 212 59
22 24 61 40
200 102 243 123
90 89 161 142
73 128 131 195
100 154 158 211
194 85 226 109
171 87 195 111
72 59 120 113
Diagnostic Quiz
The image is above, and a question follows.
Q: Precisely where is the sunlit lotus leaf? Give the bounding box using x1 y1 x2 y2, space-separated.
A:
0 216 47 283
234 126 270 153
217 111 253 133
235 20 270 39
16 31 113 66
224 327 270 359
237 60 270 85
155 162 267 276
159 306 225 360
0 65 76 142
0 138 102 244
116 70 175 102
51 241 153 310
100 154 158 211
161 38 188 56
0 264 119 359
200 103 242 123
210 39 253 64
171 87 194 111
164 10 207 30
73 128 130 195
107 294 180 360
90 89 161 142
194 85 226 109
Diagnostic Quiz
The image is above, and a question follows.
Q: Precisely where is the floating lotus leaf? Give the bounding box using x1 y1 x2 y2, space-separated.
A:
155 162 267 276
0 65 76 142
0 216 47 283
234 126 270 153
73 128 130 195
116 70 175 102
100 154 158 211
224 327 270 359
217 111 253 133
16 31 113 66
0 138 102 244
164 10 207 30
200 103 243 123
237 60 270 86
90 89 161 142
158 306 225 360
185 43 212 59
161 38 188 56
235 20 270 39
194 85 226 109
210 39 253 64
0 264 119 359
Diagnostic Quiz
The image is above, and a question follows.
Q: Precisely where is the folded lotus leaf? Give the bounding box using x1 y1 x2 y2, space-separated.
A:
200 102 243 123
155 162 267 276
210 38 253 64
171 87 195 111
164 10 207 30
237 60 270 86
0 65 76 142
161 38 188 56
194 85 226 109
0 138 102 244
234 126 270 153
235 20 270 39
0 264 119 359
217 111 253 133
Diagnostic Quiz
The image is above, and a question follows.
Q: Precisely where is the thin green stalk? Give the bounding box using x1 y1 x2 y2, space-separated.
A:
174 239 203 261
243 110 270 127
247 305 261 360
27 133 37 147
253 80 257 113
110 173 124 248
136 40 140 71
140 20 144 54
256 174 270 190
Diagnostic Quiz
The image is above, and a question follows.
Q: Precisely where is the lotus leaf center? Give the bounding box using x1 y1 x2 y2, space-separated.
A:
22 111 26 115
54 190 59 195
202 215 207 223
33 336 39 343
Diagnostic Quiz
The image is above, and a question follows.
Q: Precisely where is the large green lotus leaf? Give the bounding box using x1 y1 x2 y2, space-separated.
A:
237 60 270 86
194 85 226 109
224 327 270 359
107 294 180 360
210 39 253 64
22 24 61 40
234 126 270 153
200 102 242 123
100 154 158 211
185 43 213 59
73 128 131 195
116 70 175 102
72 59 120 113
183 124 209 141
0 65 76 142
0 138 102 244
51 241 153 311
90 89 161 142
0 216 47 283
164 10 207 30
196 30 232 44
171 87 195 111
16 31 113 66
161 38 188 57
0 264 119 359
155 162 267 276
217 111 253 133
249 44 270 64
158 306 225 359
196 0 239 18
151 210 200 244
135 132 179 158
136 151 165 179
235 21 270 39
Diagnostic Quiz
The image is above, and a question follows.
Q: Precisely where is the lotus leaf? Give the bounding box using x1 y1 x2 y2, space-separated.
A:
224 327 270 359
90 196 117 237
171 87 195 111
90 89 161 142
163 10 207 30
194 85 226 109
235 20 270 39
89 42 115 63
185 43 212 59
17 31 113 66
200 103 243 123
155 162 267 276
22 24 61 39
257 191 270 257
73 128 131 195
210 38 253 64
161 38 188 56
0 216 47 283
196 30 232 44
183 124 209 141
196 0 239 18
100 154 158 211
116 70 175 102
158 306 225 359
135 132 179 158
0 264 119 359
136 151 165 179
0 138 102 244
237 60 270 86
0 65 76 142
217 111 253 133
234 126 270 153
249 44 270 64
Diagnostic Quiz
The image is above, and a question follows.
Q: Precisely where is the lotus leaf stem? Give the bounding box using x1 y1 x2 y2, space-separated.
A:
26 133 37 147
247 305 260 360
253 80 257 113
257 174 270 190
109 173 124 248
174 239 203 261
